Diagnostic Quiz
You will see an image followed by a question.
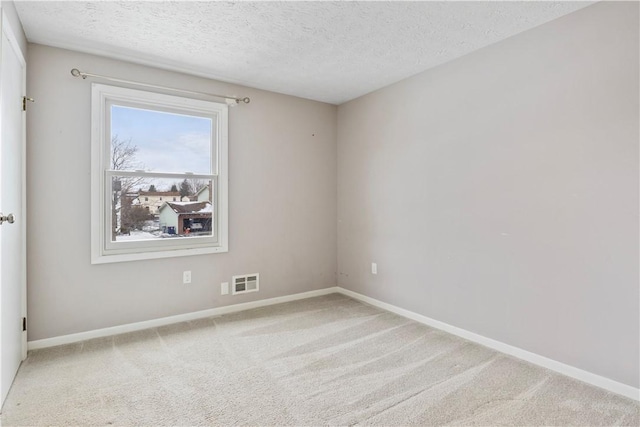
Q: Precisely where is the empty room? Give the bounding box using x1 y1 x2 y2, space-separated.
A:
0 0 638 425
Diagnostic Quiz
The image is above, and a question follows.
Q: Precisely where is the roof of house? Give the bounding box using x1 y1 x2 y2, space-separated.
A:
159 201 212 215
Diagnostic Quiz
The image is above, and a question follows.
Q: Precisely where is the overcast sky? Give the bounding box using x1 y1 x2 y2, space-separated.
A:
111 105 213 175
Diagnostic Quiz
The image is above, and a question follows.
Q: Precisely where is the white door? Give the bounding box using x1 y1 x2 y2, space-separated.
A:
0 11 26 407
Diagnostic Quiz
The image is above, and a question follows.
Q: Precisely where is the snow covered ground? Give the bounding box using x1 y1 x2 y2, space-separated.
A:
114 227 209 241
115 230 158 241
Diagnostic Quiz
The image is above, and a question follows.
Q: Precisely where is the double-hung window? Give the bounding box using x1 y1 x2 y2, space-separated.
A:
91 84 228 263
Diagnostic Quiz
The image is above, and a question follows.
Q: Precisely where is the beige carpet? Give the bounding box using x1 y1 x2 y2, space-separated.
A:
1 294 638 426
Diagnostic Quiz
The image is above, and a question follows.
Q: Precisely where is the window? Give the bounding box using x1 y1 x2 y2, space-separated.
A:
91 84 228 263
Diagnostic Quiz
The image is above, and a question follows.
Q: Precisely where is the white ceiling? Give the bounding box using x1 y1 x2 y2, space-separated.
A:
15 1 593 105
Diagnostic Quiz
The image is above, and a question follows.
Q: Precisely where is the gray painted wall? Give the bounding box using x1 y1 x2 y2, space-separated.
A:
27 44 337 340
337 2 639 388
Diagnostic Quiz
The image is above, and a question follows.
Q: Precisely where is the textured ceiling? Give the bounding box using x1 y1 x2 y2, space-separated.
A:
15 1 593 105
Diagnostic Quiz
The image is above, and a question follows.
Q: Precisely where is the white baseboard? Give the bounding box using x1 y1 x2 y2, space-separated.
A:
335 287 640 402
27 284 639 402
27 286 339 351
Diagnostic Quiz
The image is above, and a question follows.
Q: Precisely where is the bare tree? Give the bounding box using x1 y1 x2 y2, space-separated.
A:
111 136 146 240
187 179 207 195
121 206 154 232
172 179 207 200
111 136 140 171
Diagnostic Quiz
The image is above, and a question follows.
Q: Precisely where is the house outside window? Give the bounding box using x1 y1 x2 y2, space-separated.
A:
91 84 228 263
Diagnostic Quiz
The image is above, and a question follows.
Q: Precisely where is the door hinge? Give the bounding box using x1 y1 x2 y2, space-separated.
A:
22 96 34 111
22 317 27 331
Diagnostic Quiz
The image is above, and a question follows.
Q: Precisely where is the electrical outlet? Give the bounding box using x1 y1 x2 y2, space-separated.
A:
371 263 377 275
221 282 229 295
183 270 192 284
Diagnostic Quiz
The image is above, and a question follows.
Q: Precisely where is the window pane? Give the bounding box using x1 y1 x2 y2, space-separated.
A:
110 176 214 242
111 105 214 174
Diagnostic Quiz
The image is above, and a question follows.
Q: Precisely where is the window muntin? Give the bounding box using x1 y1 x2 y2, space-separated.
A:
91 84 228 263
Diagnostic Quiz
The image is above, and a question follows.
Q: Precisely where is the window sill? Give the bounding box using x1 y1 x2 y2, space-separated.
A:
91 245 228 264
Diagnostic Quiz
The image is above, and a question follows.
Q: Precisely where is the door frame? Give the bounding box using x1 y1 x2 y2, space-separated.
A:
1 7 28 362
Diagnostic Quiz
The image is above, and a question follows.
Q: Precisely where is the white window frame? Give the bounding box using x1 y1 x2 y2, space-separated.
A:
91 83 228 264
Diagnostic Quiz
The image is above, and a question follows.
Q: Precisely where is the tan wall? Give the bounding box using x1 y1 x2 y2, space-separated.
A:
336 2 639 387
26 44 337 340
